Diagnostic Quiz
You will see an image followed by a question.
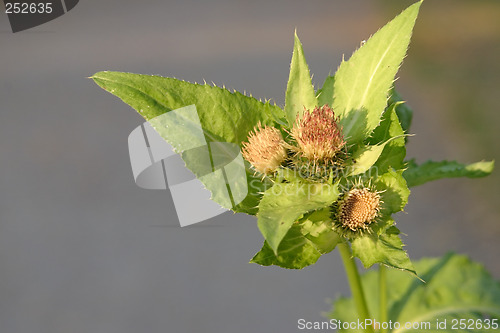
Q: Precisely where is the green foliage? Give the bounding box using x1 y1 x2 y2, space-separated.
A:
92 72 284 145
251 209 341 269
350 144 391 177
330 253 500 332
369 103 406 173
404 159 495 187
322 1 421 145
351 225 415 275
376 169 410 215
256 182 339 254
284 32 317 126
349 135 404 177
389 89 413 134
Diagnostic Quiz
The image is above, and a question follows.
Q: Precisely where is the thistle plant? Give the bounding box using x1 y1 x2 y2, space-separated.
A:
92 1 500 332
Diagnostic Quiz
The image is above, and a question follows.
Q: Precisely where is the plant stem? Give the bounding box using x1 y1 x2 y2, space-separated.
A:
379 264 388 333
338 242 375 333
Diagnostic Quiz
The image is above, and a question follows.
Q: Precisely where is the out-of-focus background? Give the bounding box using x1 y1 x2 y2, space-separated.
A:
1 1 498 332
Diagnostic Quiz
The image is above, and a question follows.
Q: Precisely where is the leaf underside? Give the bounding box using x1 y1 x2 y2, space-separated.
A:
404 159 494 187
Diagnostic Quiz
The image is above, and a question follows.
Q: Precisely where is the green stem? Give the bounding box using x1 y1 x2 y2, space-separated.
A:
338 242 375 333
379 264 388 333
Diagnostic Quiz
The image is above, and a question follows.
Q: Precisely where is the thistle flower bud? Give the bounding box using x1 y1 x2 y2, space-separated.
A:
242 123 287 174
337 187 381 232
292 105 345 163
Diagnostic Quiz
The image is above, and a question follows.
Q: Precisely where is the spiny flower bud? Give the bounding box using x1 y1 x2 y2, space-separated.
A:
242 123 287 174
337 187 381 232
291 105 345 163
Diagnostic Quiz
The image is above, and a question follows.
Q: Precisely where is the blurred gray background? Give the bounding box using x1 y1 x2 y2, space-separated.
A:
1 1 499 332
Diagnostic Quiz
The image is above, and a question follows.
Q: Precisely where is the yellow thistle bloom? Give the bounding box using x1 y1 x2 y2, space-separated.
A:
242 123 287 174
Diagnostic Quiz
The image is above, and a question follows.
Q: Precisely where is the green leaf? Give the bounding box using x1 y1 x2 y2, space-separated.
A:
301 209 342 254
368 103 406 173
251 209 341 269
92 71 283 144
349 135 406 176
330 253 500 333
349 144 387 176
284 32 318 126
375 169 410 215
257 182 340 254
404 159 495 187
92 71 285 215
351 225 415 275
317 75 335 107
389 88 414 134
251 225 321 269
326 1 421 144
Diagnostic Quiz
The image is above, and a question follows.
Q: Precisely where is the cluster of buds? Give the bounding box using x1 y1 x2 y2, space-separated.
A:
241 123 288 175
241 104 346 178
241 105 383 239
291 105 346 163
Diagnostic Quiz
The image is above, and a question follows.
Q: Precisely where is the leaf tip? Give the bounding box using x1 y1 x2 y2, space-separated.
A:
293 29 303 46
